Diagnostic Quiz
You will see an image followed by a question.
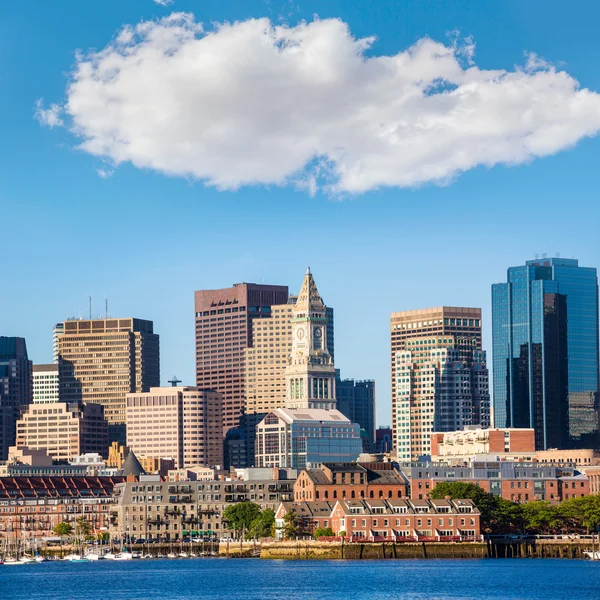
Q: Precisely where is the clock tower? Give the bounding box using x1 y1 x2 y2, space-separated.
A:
285 267 337 410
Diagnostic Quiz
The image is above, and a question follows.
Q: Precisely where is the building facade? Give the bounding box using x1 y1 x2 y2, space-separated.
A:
126 386 223 469
0 476 123 542
337 375 376 445
294 462 408 502
32 363 60 404
16 402 108 460
195 283 289 436
390 307 489 460
57 318 160 444
255 408 362 469
285 269 337 411
0 337 33 461
492 257 599 449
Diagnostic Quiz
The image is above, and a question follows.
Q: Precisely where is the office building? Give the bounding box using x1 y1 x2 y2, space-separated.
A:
337 374 376 445
126 386 223 469
0 337 33 461
32 363 60 403
57 318 160 443
255 407 362 469
285 268 337 411
52 322 64 363
492 257 599 449
16 402 108 460
195 282 288 435
390 307 490 460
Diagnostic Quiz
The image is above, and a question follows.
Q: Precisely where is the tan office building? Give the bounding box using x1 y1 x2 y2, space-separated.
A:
57 318 160 443
244 302 295 415
126 386 223 469
16 402 108 460
390 307 489 460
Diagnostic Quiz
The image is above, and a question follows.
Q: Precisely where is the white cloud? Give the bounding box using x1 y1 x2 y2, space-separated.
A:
153 0 174 6
96 167 114 179
34 99 64 128
47 15 600 194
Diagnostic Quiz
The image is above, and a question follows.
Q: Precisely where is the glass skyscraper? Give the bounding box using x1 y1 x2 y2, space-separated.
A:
492 258 599 449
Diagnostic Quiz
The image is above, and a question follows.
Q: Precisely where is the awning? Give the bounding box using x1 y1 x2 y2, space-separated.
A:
182 531 189 536
191 530 199 535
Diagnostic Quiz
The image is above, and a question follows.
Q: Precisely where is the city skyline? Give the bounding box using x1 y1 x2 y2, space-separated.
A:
2 1 600 428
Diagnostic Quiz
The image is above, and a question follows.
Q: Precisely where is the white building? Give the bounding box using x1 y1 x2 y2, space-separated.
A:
52 322 64 364
255 407 362 469
32 363 60 403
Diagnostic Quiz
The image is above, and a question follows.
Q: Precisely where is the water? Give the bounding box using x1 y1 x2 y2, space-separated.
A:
1 558 599 599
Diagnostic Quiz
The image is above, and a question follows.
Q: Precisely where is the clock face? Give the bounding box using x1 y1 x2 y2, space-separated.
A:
314 328 322 338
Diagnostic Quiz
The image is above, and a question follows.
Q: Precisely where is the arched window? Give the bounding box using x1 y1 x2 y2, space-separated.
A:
369 490 374 499
333 490 337 499
324 491 328 499
351 490 355 499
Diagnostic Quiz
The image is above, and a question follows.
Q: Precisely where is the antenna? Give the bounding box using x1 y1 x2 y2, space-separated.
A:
556 252 560 258
105 298 108 319
168 375 182 387
88 295 92 320
534 253 539 259
542 252 547 259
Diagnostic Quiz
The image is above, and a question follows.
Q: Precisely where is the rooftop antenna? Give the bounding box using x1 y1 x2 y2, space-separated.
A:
534 253 539 259
88 295 92 320
542 252 547 259
168 375 182 387
105 298 108 319
556 252 560 258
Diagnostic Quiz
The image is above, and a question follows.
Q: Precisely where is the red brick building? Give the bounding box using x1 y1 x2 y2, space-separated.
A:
294 463 409 502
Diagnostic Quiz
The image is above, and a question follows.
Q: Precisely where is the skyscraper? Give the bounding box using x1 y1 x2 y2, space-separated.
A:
0 337 33 460
336 374 376 445
32 364 60 403
390 307 489 460
194 283 288 435
492 257 599 449
57 318 160 444
285 268 337 411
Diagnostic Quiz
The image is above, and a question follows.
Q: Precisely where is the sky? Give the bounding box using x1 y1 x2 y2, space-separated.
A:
1 0 599 427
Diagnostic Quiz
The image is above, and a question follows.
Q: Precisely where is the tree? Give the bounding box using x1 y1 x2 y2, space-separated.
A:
76 516 92 539
249 509 275 539
430 481 498 524
223 502 261 538
53 522 74 538
522 501 562 534
313 527 334 539
282 509 298 540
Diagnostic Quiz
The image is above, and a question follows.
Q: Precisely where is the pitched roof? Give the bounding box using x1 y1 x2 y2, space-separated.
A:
294 268 325 314
118 450 146 477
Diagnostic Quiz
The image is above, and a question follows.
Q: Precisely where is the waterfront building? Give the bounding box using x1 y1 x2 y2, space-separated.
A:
57 317 160 444
492 257 599 449
275 498 481 540
255 408 362 469
15 402 108 460
111 473 295 541
32 363 60 403
398 461 589 502
195 282 289 436
0 446 87 476
0 337 33 461
126 386 223 469
0 476 124 542
337 374 376 445
390 307 490 461
294 462 408 502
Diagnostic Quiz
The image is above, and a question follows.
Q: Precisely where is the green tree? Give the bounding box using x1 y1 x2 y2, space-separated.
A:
313 527 334 539
96 532 110 542
249 508 275 539
76 516 92 539
430 481 498 524
522 501 562 534
282 509 298 540
223 502 261 538
53 522 74 538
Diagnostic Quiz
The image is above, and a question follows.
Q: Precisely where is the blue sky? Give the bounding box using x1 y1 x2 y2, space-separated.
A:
1 0 599 426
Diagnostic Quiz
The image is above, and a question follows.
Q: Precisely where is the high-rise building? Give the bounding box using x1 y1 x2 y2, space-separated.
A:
126 386 223 468
336 374 376 444
492 257 599 449
57 318 160 444
285 268 337 411
0 337 33 460
195 283 288 435
32 364 60 403
16 402 108 460
52 322 64 364
390 307 489 460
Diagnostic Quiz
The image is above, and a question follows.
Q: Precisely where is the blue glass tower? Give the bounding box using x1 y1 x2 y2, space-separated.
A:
492 258 599 449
